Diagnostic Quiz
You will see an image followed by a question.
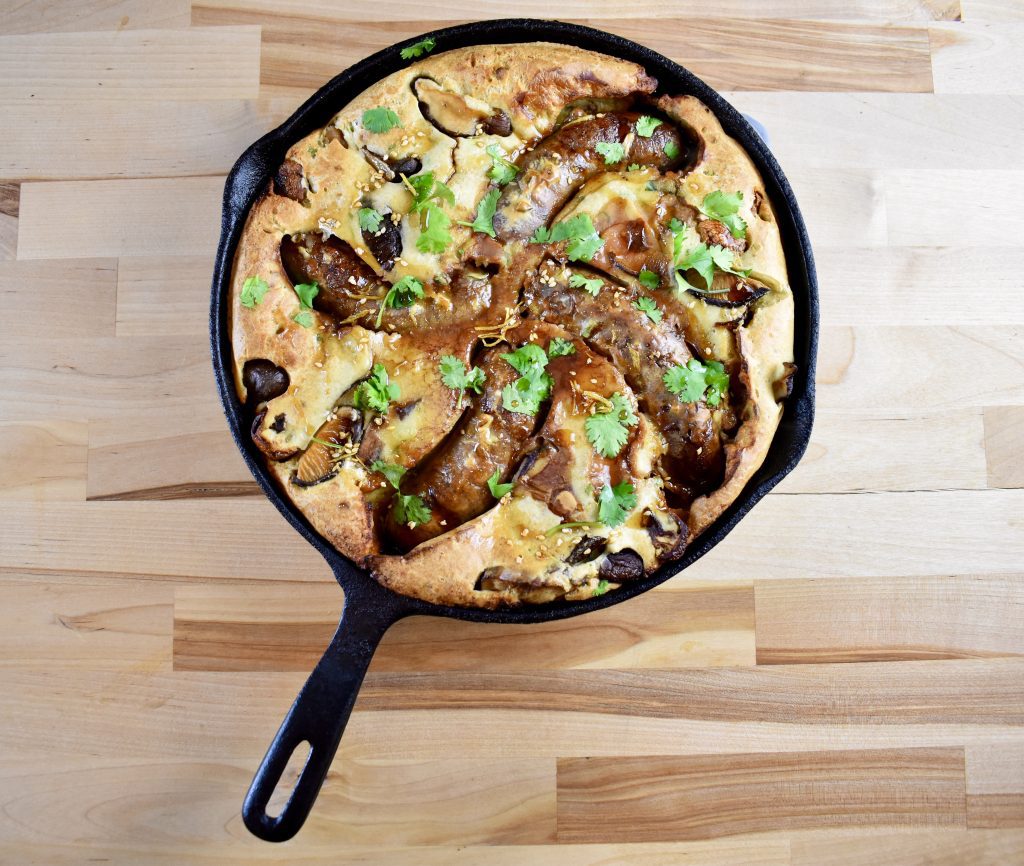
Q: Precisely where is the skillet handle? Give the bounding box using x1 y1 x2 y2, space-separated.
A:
242 580 399 842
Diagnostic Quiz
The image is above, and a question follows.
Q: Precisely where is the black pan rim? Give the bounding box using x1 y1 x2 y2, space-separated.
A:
210 17 819 626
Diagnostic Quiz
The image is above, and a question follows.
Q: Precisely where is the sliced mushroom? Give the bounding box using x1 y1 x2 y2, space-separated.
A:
414 78 497 137
242 359 290 408
598 549 644 582
388 155 422 178
364 216 403 271
687 273 769 308
566 535 607 565
293 408 363 487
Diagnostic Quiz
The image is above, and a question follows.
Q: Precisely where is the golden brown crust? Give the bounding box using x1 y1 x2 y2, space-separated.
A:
230 43 795 608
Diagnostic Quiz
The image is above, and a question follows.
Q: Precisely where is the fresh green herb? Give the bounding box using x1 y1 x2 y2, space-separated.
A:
307 145 319 159
399 36 436 60
598 480 637 527
664 140 680 160
292 310 314 328
486 144 519 186
633 296 662 323
675 242 749 293
635 116 662 138
358 207 384 233
395 492 431 526
547 213 604 262
487 468 514 499
370 460 407 490
701 190 747 239
502 343 549 379
547 337 576 358
663 358 730 406
637 268 659 290
627 163 641 171
407 171 455 212
376 275 424 326
439 355 485 406
568 273 603 296
593 579 611 596
353 363 400 414
584 393 638 458
240 275 268 308
362 107 402 134
293 281 318 309
372 460 432 526
595 141 626 164
416 202 452 254
501 343 554 416
461 187 500 237
530 226 552 244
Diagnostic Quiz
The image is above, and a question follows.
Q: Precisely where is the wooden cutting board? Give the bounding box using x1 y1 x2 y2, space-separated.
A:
1 1 1023 863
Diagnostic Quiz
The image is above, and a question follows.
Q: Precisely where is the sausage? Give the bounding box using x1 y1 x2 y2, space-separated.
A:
385 347 536 550
493 112 686 243
280 233 389 324
523 266 725 500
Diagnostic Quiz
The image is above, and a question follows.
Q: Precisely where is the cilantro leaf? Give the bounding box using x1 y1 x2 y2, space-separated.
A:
548 213 605 262
462 187 500 237
407 171 455 212
547 337 576 358
240 275 268 308
370 460 407 490
664 140 680 160
354 363 400 414
634 296 663 323
585 393 638 458
593 579 610 596
676 242 716 291
670 220 688 266
637 268 659 290
501 343 554 416
663 358 730 406
376 275 423 326
395 492 431 526
568 273 603 296
416 202 452 254
501 374 553 415
530 226 552 244
635 116 663 137
627 163 641 171
598 480 637 527
486 144 519 186
701 190 747 239
501 343 548 379
439 355 485 405
595 141 626 164
293 281 318 309
399 36 435 60
358 207 384 233
291 310 314 328
362 107 401 134
487 468 514 499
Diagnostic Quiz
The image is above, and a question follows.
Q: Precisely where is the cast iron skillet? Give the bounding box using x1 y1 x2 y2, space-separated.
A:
211 18 818 843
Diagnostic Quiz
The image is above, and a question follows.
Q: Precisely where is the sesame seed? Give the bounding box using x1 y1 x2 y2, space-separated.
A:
515 555 523 563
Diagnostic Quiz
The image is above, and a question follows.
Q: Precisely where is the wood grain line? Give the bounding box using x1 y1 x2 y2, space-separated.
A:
351 659 1024 724
754 576 1024 664
172 583 756 672
556 748 967 842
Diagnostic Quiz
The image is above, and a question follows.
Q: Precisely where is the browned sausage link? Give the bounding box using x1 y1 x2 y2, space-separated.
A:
273 159 306 202
493 113 685 243
523 269 724 500
385 347 535 550
280 233 386 324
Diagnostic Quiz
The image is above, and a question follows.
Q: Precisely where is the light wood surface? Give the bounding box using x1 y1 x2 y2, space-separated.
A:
1 1 1022 863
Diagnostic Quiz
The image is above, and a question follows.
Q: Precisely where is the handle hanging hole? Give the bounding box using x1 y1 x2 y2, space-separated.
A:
265 739 312 819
